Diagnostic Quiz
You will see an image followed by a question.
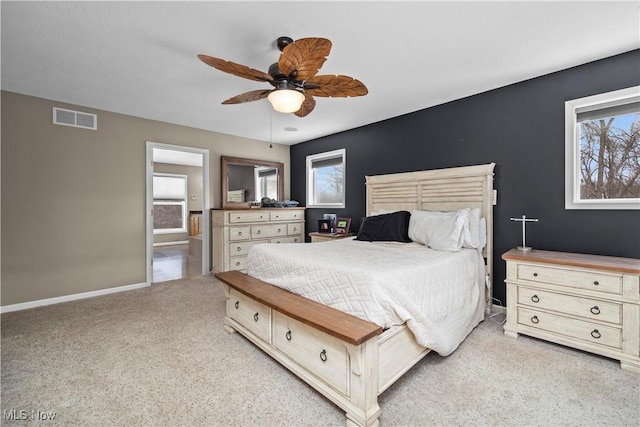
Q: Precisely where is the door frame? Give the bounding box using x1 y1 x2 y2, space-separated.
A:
145 141 210 284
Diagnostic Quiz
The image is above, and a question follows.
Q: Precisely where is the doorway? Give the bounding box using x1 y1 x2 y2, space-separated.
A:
145 142 210 284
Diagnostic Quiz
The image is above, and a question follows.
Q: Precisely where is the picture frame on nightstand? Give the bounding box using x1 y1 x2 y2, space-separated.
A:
335 218 351 234
318 219 332 233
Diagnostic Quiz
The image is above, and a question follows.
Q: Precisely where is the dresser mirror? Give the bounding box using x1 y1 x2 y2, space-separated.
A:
221 156 284 209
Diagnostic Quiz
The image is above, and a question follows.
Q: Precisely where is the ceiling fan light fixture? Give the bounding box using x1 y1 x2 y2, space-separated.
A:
268 89 305 113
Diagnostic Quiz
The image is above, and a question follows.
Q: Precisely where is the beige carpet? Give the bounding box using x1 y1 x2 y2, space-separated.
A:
1 276 638 426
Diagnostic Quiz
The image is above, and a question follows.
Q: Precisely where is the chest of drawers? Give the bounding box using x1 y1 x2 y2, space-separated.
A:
502 249 640 373
211 208 305 273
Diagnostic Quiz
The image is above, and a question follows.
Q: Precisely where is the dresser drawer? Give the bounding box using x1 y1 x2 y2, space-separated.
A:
229 256 247 271
271 236 302 244
229 226 250 241
517 264 622 295
229 211 269 223
270 210 304 222
227 288 271 343
517 307 622 349
273 312 348 395
251 224 287 239
518 287 622 324
287 223 303 235
229 241 261 257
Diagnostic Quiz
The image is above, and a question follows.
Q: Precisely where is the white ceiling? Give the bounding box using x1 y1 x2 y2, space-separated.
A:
2 1 639 146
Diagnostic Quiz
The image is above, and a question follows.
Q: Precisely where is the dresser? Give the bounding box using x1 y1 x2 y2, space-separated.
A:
503 249 640 372
211 208 305 273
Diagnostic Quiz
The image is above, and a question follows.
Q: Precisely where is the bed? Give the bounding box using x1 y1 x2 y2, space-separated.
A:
215 163 496 427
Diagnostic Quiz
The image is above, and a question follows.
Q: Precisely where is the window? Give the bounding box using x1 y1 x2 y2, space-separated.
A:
256 167 278 200
306 149 346 208
565 86 640 209
153 173 188 233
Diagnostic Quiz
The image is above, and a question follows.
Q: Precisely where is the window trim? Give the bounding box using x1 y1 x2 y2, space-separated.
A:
564 86 640 210
306 149 346 208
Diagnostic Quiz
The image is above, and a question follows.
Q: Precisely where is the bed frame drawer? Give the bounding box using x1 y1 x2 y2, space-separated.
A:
227 288 271 343
273 312 348 395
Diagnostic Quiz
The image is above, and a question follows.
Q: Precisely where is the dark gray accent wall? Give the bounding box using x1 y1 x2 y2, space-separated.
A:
290 50 640 306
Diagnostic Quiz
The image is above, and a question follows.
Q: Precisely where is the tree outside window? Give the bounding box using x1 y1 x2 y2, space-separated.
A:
565 86 640 209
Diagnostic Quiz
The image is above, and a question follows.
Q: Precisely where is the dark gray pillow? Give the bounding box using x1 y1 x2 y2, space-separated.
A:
355 211 412 243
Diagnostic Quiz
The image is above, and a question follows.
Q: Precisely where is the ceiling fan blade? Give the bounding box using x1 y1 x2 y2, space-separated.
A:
304 75 368 97
198 54 273 82
294 95 316 117
222 89 272 104
278 38 332 81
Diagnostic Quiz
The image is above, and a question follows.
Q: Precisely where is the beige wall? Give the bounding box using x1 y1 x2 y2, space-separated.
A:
1 91 289 306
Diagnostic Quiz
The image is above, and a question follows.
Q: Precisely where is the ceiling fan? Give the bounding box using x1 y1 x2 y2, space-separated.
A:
198 36 368 117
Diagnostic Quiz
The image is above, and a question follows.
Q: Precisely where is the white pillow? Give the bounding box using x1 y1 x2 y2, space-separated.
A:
478 217 487 251
462 208 481 249
409 210 467 251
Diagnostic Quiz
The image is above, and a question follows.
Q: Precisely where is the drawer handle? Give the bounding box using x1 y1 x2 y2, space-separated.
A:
319 349 327 362
238 231 243 236
259 215 264 219
257 230 261 235
286 330 292 341
234 301 239 309
236 247 241 252
278 228 281 233
533 272 538 277
531 295 540 303
253 312 259 322
590 306 600 315
593 280 599 286
235 261 241 267
531 315 539 324
591 329 601 339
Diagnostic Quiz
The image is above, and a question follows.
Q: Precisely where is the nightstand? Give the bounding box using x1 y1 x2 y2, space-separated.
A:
308 232 354 243
502 248 640 373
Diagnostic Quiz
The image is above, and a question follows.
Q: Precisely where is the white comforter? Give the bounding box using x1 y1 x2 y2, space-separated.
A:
246 238 486 356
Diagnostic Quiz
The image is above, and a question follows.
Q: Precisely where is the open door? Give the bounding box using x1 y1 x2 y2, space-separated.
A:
146 141 210 284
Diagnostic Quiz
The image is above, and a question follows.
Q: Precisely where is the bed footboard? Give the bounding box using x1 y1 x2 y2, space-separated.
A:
216 270 384 427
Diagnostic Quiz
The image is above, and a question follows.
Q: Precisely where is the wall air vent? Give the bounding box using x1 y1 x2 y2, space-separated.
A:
53 107 97 130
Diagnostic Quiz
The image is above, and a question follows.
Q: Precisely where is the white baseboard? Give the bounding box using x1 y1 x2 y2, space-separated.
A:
1 282 149 314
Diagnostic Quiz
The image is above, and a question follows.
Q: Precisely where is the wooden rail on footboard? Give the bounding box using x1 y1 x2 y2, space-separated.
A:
215 270 385 427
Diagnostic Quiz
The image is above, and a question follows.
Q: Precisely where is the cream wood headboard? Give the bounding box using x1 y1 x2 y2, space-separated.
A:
365 163 496 308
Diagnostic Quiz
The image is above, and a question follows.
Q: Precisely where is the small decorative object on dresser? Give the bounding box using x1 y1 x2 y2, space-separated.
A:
503 248 640 373
211 208 305 273
335 217 351 234
317 219 332 233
